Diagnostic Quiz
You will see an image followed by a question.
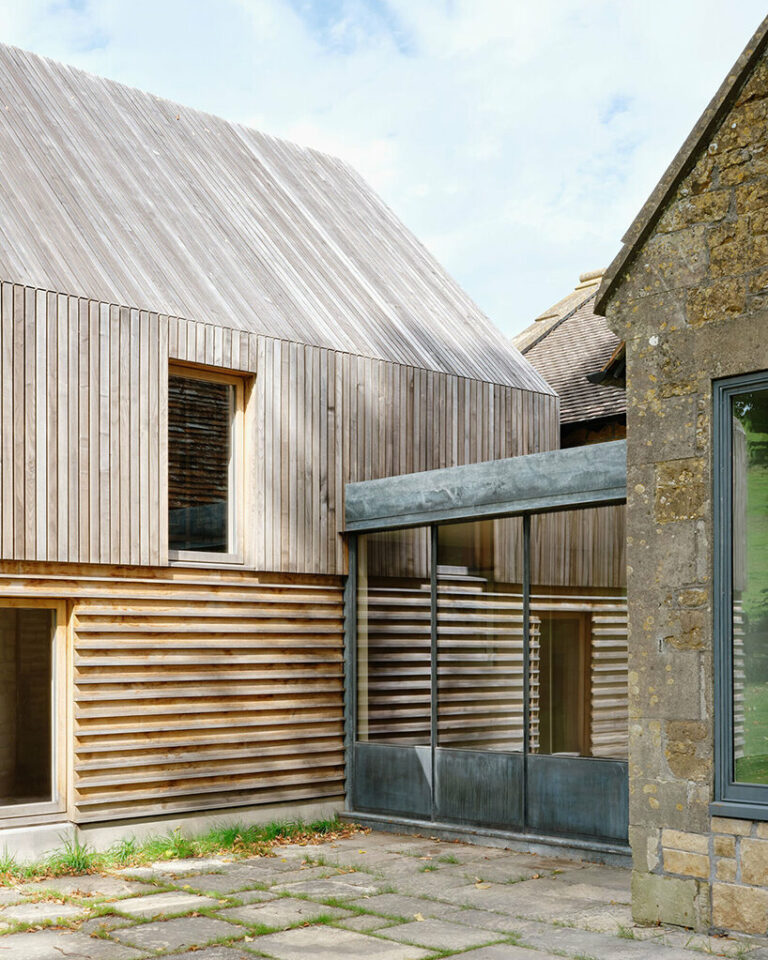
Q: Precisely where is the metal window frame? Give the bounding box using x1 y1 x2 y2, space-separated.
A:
713 371 768 820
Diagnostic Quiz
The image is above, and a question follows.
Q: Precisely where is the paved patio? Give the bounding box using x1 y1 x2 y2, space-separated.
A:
1 830 767 959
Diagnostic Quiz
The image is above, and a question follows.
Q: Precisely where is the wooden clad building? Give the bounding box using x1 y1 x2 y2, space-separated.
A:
0 44 558 849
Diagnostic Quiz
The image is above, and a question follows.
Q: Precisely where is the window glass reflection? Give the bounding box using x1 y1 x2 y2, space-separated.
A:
530 505 628 760
168 375 233 553
732 391 768 784
357 528 431 745
436 518 524 752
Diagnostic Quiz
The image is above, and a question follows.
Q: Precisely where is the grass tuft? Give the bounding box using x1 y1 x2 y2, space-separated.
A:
46 836 96 875
0 816 362 885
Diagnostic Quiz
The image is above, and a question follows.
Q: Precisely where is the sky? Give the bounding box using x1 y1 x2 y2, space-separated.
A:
0 1 765 337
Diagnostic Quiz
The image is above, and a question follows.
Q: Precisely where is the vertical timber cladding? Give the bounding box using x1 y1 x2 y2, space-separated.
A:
0 285 558 573
0 283 171 565
68 570 345 823
252 337 560 576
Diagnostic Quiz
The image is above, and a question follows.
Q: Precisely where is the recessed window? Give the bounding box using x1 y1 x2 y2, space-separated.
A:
168 368 243 563
714 372 768 819
0 605 65 819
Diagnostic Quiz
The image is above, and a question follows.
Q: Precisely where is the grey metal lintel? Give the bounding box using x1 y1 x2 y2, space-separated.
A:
345 439 627 532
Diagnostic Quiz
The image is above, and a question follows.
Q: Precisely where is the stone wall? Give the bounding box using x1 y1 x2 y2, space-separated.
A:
602 46 768 934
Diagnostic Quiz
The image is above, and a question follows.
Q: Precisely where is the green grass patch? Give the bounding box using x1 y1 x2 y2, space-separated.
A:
0 817 362 886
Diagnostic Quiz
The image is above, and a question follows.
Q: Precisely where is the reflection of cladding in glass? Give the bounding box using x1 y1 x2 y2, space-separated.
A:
732 390 768 784
436 518 525 752
0 609 54 806
168 376 233 552
357 527 431 745
530 505 628 760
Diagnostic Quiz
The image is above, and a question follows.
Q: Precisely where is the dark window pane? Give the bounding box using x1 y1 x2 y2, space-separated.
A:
732 390 768 784
168 376 232 552
0 609 54 805
357 527 431 745
436 518 524 752
530 505 627 759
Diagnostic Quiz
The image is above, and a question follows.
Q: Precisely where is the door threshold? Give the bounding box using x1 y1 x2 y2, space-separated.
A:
342 810 631 867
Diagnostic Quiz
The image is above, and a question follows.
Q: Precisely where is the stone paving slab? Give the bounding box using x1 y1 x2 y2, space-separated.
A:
177 869 271 894
566 901 635 933
160 949 256 960
338 912 397 931
216 896 350 928
79 915 139 934
117 857 229 879
512 918 706 960
271 874 381 898
230 889 277 906
432 907 526 935
445 881 604 918
238 856 309 872
0 899 89 924
0 928 144 958
110 915 243 952
246 925 433 959
243 865 332 884
448 946 560 959
34 875 157 899
378 917 505 951
0 882 68 905
349 892 460 920
111 889 220 918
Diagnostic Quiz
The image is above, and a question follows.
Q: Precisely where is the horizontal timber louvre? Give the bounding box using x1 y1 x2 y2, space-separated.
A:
69 572 344 822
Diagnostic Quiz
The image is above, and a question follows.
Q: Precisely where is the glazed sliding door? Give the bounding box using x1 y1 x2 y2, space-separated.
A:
434 518 524 829
527 506 628 841
353 526 432 817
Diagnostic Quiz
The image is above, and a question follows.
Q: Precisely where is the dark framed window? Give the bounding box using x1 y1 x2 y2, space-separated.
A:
168 366 244 563
714 372 768 818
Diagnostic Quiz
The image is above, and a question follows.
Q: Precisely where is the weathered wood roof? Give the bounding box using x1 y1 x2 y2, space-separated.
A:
596 14 768 314
0 44 550 393
514 275 625 425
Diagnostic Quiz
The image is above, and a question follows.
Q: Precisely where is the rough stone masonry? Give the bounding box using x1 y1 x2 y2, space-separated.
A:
599 28 768 936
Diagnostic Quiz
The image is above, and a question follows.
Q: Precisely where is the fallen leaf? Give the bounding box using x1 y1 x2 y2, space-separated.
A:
413 913 425 921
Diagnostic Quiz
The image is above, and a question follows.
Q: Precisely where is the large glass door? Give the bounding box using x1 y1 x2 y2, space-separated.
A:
353 527 433 818
351 505 628 845
434 517 524 828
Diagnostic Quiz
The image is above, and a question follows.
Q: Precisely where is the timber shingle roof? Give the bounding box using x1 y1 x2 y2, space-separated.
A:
513 274 626 425
0 43 551 393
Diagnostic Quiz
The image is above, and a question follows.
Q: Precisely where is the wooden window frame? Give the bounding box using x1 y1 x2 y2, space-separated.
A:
534 609 591 758
0 600 68 824
167 364 245 567
713 371 768 820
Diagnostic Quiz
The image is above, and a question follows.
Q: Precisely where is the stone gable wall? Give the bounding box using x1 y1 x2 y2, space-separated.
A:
603 48 768 934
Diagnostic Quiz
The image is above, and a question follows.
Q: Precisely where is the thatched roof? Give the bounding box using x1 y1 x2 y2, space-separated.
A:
0 44 550 393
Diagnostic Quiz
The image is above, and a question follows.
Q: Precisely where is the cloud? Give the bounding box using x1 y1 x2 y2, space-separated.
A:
0 0 765 334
